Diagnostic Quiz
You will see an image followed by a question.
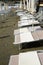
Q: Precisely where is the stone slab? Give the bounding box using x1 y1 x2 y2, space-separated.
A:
13 27 34 44
18 19 39 27
19 51 41 65
38 52 43 65
9 55 19 65
8 51 43 65
32 30 43 40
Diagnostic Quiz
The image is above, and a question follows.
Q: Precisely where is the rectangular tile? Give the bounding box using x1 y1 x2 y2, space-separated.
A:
32 30 43 40
14 28 34 44
19 51 41 65
38 53 43 65
9 55 19 65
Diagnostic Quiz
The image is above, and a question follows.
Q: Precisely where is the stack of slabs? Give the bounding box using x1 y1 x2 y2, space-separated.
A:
13 25 43 44
16 10 28 16
8 51 43 65
17 11 25 16
18 14 39 27
18 19 39 27
13 11 43 48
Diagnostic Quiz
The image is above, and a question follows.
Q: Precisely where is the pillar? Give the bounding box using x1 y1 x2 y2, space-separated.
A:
5 4 8 10
31 0 36 14
4 3 8 10
20 0 22 9
28 0 31 11
26 0 29 11
0 3 2 11
4 3 6 10
23 0 26 9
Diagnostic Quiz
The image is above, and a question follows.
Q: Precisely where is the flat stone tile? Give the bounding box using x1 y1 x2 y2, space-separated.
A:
14 28 34 44
32 30 43 40
9 55 19 65
19 51 41 65
18 19 39 27
38 53 43 65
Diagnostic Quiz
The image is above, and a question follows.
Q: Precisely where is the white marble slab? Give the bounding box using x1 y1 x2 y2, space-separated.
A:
18 19 39 27
19 51 41 65
20 15 29 20
20 14 35 20
28 26 41 31
17 12 25 16
8 51 43 65
38 53 43 65
13 28 34 44
38 51 43 65
8 55 19 65
18 20 29 27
